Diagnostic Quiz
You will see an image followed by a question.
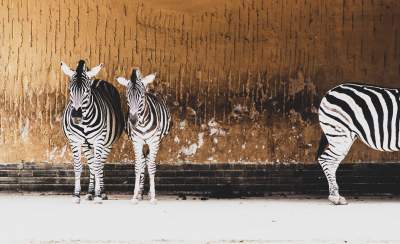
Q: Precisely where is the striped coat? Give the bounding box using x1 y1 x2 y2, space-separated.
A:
317 83 400 204
117 69 171 203
61 60 124 203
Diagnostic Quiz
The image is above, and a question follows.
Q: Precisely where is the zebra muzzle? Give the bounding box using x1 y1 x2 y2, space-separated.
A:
71 108 83 124
129 113 138 127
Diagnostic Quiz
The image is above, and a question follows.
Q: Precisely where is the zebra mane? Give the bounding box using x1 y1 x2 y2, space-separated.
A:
76 60 86 74
129 69 145 93
130 68 140 82
73 60 90 84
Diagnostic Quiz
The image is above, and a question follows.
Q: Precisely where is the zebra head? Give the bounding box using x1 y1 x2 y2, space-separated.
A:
60 60 103 124
116 68 156 127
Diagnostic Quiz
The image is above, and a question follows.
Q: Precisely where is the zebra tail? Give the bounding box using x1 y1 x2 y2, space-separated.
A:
316 133 328 160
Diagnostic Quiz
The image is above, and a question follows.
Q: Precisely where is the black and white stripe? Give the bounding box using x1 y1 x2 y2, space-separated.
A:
117 68 171 203
317 83 400 204
61 60 124 204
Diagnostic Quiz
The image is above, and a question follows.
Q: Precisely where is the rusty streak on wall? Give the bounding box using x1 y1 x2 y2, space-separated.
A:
0 0 400 164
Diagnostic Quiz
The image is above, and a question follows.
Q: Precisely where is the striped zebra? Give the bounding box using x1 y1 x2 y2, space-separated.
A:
317 82 400 205
61 60 124 204
117 69 171 204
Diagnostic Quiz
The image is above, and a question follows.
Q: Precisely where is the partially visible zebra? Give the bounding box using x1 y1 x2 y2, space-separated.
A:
317 83 400 205
117 69 171 203
61 60 124 204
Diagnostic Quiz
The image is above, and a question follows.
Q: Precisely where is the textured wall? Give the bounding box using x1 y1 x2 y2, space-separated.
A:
0 0 400 164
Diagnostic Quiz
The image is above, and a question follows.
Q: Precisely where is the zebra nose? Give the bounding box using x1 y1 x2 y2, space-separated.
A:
71 108 82 118
129 113 138 126
72 117 82 124
71 108 83 124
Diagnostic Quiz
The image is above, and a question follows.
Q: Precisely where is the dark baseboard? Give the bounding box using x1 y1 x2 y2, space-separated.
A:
0 162 399 197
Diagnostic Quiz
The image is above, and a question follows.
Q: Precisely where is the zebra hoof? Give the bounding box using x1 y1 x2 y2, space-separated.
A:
328 195 348 205
85 194 94 201
72 196 80 204
338 196 348 205
93 197 103 204
101 193 108 200
131 198 139 204
150 198 158 204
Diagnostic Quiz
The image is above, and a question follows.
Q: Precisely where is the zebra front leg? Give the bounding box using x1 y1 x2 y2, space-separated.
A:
138 169 145 200
132 140 146 204
93 145 111 204
147 138 160 204
86 172 95 200
82 144 95 200
71 144 82 204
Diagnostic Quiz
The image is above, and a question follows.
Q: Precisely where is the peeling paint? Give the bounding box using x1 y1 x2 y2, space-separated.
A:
20 119 29 143
181 143 198 157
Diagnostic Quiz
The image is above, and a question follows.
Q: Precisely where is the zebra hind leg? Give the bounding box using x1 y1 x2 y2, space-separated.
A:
317 133 354 205
71 144 83 204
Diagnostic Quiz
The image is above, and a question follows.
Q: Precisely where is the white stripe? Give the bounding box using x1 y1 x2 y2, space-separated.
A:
385 90 398 150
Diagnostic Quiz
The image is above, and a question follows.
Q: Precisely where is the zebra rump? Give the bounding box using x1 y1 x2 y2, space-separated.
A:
317 82 400 204
319 83 400 151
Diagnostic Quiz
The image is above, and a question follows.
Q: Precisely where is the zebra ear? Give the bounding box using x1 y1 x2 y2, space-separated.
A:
141 73 156 87
116 77 130 87
87 63 103 78
60 61 75 77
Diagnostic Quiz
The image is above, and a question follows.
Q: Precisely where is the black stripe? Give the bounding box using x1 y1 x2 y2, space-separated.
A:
325 133 347 138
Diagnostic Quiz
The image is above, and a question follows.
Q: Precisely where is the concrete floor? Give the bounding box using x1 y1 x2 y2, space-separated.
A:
0 194 399 244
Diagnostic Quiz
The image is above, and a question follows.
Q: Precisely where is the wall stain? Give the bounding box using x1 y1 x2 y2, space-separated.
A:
0 0 400 164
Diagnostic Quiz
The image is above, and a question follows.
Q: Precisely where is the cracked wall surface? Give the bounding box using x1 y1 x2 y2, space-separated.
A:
0 0 400 164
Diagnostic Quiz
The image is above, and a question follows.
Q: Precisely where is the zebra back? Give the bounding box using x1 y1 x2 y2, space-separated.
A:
147 93 171 138
92 79 125 141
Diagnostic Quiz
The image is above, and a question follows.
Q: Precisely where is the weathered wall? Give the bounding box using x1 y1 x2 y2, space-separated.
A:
0 0 399 164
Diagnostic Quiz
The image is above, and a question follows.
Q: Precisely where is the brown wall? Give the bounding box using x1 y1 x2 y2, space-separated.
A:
0 0 400 164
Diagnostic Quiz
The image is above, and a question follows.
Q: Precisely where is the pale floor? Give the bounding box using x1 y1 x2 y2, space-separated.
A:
0 194 399 244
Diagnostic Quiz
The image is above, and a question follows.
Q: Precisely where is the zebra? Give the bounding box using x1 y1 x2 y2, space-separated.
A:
61 60 124 204
317 82 400 205
116 68 171 204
